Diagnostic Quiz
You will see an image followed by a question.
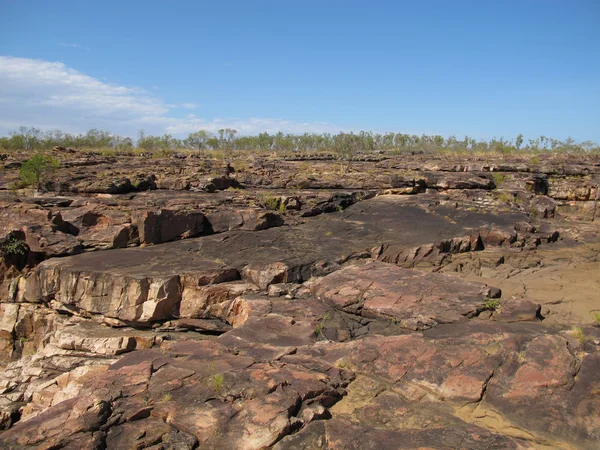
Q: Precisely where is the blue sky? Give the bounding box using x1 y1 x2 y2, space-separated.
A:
0 0 598 141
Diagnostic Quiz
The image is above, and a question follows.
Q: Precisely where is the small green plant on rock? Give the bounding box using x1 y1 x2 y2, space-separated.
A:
529 206 539 218
211 373 225 394
314 312 331 339
497 192 515 204
591 312 600 327
1 237 28 257
262 193 280 210
483 299 501 311
335 358 352 370
161 392 173 402
490 173 507 189
571 326 586 344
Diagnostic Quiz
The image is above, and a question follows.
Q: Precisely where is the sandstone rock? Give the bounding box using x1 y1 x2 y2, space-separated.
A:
493 298 542 322
75 177 133 194
205 208 284 232
530 196 557 218
60 206 138 250
50 323 139 355
2 151 598 449
135 209 206 244
167 318 231 333
549 178 598 201
0 303 19 358
179 280 256 319
22 252 239 324
242 261 293 289
429 173 495 190
478 225 517 246
311 261 497 328
224 295 273 328
0 395 112 448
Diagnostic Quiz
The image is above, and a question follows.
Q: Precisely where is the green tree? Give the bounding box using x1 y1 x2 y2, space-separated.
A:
333 132 362 173
515 133 524 150
217 128 238 149
19 153 60 191
184 130 212 150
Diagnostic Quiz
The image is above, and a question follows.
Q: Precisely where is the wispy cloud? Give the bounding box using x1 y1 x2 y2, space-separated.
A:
58 42 89 51
0 55 344 137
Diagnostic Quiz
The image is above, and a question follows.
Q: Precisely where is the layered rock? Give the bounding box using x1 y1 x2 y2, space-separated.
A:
21 252 239 324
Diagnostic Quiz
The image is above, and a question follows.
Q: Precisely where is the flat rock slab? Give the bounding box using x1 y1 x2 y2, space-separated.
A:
18 195 530 324
311 261 497 329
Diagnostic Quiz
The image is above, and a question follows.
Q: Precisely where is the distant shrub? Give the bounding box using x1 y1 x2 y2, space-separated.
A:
19 153 60 190
262 194 280 210
490 173 508 189
529 156 541 165
498 192 515 203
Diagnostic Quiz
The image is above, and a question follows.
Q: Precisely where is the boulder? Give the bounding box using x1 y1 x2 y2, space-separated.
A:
134 209 207 244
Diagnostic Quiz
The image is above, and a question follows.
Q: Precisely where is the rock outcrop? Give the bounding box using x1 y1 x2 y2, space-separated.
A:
1 150 599 449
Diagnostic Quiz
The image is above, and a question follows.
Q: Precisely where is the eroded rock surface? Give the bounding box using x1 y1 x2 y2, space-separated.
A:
1 151 599 448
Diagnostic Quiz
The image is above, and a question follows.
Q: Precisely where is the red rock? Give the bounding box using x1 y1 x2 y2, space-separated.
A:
311 261 497 328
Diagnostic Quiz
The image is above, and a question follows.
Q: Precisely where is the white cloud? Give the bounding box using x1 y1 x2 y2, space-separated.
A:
0 55 343 137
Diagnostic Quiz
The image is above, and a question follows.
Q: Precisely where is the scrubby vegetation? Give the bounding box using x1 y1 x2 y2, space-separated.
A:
483 299 501 311
18 153 60 190
0 237 28 257
1 126 598 155
571 326 587 344
262 194 281 211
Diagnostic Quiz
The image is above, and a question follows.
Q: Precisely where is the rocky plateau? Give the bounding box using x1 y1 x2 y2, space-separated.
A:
0 149 599 449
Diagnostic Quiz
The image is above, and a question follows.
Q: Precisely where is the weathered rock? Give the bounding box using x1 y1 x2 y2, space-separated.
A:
493 298 542 322
0 395 112 449
0 303 19 358
167 318 231 333
206 208 284 232
311 262 497 329
134 209 206 244
179 280 257 319
429 173 495 190
22 252 239 324
60 205 138 249
530 196 557 218
2 151 599 449
1 203 83 258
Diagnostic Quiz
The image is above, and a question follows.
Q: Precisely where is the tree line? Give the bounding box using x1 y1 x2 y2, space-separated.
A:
1 126 598 154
